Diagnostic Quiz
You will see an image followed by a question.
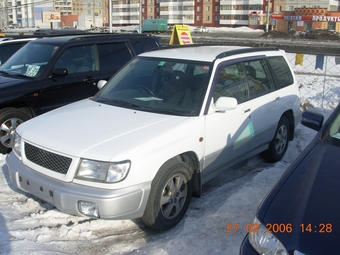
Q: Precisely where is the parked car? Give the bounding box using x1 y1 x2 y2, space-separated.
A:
194 26 209 33
0 33 162 153
239 106 340 254
0 37 37 65
6 45 301 231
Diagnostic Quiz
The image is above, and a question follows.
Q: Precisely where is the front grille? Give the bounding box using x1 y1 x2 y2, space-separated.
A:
25 143 72 174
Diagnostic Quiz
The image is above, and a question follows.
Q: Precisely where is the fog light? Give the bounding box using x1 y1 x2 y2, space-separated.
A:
78 201 99 218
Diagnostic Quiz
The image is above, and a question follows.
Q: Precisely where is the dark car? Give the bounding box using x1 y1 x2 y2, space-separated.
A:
0 33 162 153
239 104 340 254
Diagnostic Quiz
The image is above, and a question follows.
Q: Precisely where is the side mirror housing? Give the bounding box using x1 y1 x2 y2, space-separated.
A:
97 80 107 89
301 110 324 131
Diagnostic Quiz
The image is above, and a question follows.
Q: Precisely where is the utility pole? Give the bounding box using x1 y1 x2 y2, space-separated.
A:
139 0 142 33
109 0 112 32
265 0 271 32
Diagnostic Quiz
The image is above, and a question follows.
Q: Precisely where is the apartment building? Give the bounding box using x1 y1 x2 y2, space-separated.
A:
0 0 339 30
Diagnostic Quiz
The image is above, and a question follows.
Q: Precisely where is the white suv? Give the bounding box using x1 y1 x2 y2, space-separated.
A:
6 45 301 231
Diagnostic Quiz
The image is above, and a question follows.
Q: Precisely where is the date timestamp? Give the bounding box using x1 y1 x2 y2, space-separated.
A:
226 223 332 233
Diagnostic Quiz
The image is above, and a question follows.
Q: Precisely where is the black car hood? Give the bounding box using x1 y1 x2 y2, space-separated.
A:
262 140 340 254
0 73 27 88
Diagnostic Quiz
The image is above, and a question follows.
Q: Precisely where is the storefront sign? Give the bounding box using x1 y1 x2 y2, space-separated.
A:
284 16 302 20
312 16 340 22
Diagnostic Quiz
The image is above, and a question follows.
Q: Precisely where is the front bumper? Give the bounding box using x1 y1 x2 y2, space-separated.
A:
6 152 151 220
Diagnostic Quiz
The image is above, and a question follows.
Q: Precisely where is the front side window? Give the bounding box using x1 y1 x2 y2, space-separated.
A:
55 44 98 74
94 57 212 116
322 110 340 147
213 63 248 104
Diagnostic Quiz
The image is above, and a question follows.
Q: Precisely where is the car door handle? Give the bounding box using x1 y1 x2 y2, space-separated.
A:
84 76 96 85
243 108 251 113
275 96 280 101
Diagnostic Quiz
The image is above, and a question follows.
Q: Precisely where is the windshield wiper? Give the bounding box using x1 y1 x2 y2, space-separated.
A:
148 107 188 116
102 99 143 109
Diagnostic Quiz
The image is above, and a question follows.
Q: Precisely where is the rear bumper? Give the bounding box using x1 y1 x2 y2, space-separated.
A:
6 152 151 220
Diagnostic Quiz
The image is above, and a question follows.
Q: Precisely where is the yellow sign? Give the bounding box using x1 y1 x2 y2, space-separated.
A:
0 33 5 37
169 25 193 45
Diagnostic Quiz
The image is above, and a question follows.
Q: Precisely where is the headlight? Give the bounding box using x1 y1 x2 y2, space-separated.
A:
249 217 288 255
76 159 130 183
13 132 22 157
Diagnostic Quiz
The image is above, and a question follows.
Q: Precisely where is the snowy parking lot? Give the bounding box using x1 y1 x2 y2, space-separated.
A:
0 27 339 254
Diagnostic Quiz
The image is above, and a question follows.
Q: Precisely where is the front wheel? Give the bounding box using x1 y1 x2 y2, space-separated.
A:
262 116 290 162
0 108 31 154
142 158 192 231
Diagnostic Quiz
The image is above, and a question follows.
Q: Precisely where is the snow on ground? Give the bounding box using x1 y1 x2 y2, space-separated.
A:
0 27 337 255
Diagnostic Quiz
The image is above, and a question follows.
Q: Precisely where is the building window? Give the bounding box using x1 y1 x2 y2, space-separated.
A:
149 7 152 12
196 15 200 21
289 6 294 11
197 6 201 11
206 15 210 21
149 0 152 4
206 6 210 11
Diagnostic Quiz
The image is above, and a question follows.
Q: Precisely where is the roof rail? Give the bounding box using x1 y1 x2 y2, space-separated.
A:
216 47 280 59
161 43 224 50
67 33 150 41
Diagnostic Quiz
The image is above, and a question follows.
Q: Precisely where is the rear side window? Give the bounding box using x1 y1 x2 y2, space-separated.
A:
97 42 133 71
267 56 294 89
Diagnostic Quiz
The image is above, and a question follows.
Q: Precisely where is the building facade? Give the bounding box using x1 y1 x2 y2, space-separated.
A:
0 0 340 31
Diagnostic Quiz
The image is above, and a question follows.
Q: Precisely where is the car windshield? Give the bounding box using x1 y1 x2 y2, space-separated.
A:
93 56 212 116
322 109 340 147
0 41 59 79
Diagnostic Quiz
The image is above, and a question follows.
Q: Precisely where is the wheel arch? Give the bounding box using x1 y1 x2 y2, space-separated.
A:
168 151 202 198
0 104 34 119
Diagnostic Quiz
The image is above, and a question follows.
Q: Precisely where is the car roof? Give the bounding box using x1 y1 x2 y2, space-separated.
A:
139 45 281 62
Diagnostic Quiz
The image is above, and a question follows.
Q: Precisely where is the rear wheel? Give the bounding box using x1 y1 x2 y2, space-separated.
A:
142 158 192 231
262 116 290 162
0 108 30 154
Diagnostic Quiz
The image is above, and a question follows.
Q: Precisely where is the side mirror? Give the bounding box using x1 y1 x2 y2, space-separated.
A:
214 97 238 111
301 110 324 132
97 80 107 89
52 68 68 77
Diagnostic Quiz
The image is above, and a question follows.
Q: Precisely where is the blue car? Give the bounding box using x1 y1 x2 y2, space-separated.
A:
240 104 340 255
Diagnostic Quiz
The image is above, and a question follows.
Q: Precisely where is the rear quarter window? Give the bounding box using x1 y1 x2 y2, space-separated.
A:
267 56 294 89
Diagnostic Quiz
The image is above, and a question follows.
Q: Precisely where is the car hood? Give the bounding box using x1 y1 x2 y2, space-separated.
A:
261 140 340 254
18 99 189 161
0 74 24 88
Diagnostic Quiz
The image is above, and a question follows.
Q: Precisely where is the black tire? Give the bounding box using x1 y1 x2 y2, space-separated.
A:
262 116 290 162
0 108 31 154
142 158 192 231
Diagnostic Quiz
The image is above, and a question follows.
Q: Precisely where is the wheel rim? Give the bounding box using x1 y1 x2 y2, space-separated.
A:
275 124 287 155
160 173 188 219
0 117 23 148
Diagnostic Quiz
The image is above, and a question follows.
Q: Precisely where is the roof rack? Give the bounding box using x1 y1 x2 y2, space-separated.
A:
216 47 279 59
67 33 151 41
